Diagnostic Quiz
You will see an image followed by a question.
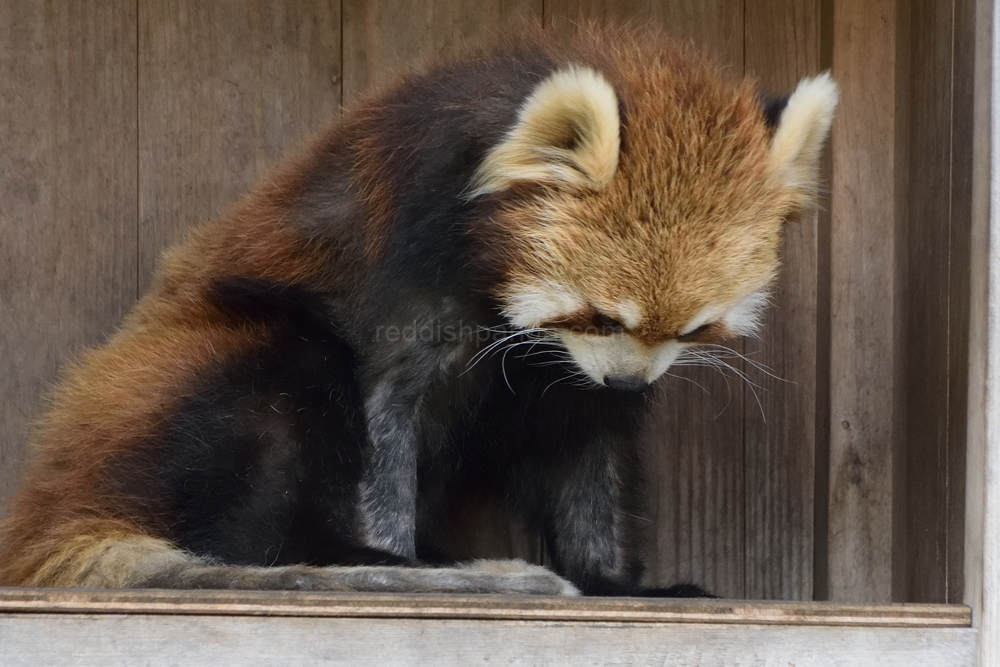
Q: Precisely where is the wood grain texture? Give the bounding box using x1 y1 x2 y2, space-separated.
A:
341 0 542 106
644 372 746 599
0 587 972 627
0 0 138 518
947 0 976 606
742 0 822 601
826 0 902 603
0 615 977 667
964 0 999 663
138 0 342 292
899 0 955 605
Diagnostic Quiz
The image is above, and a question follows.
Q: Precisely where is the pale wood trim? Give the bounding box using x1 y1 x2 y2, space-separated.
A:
965 0 1000 665
0 615 978 667
0 588 970 627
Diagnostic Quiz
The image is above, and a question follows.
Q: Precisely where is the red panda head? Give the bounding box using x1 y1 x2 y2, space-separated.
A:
470 38 837 390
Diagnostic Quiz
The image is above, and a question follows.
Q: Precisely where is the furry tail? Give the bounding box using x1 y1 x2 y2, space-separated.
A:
14 532 579 596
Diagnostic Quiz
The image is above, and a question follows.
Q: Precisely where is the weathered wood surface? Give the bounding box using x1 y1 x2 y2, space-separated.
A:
819 0 977 606
898 0 973 605
0 0 138 519
826 0 901 603
0 615 977 667
342 0 541 106
0 588 971 627
964 0 999 665
138 0 342 292
949 0 976 606
742 0 822 602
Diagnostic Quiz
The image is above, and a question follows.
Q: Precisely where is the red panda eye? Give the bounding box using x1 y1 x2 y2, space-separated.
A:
592 312 626 335
677 323 714 342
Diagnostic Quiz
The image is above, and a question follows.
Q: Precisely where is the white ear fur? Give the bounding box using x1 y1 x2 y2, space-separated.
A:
769 72 839 209
469 66 620 198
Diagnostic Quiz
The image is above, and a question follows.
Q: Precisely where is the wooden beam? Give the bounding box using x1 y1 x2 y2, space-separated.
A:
0 613 977 667
0 588 971 627
964 0 1000 664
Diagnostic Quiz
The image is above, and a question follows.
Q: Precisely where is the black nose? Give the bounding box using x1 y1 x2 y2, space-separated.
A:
603 375 649 392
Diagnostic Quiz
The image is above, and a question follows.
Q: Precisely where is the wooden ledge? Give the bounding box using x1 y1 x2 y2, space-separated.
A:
0 587 971 627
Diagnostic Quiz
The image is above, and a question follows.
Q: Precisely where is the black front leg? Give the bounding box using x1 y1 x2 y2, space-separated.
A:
357 368 429 561
542 431 715 598
354 313 476 562
541 432 640 595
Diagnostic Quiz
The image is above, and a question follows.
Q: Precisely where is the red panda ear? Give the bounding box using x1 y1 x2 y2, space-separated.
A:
469 66 620 198
768 72 839 212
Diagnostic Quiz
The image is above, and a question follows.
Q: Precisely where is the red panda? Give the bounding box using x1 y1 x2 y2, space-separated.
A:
0 25 836 596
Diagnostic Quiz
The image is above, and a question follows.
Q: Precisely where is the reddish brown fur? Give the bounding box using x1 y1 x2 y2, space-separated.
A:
0 24 802 587
485 29 792 346
0 145 348 585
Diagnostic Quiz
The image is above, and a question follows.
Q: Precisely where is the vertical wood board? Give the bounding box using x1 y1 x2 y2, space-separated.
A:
964 0 999 663
947 0 976 606
743 0 822 601
0 0 138 518
341 0 542 106
899 0 954 604
138 0 342 291
826 0 903 603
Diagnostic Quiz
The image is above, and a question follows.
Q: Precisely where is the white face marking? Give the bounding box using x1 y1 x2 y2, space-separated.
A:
558 331 683 385
502 282 770 388
680 303 726 336
503 281 585 329
614 300 643 329
679 289 770 339
723 289 769 337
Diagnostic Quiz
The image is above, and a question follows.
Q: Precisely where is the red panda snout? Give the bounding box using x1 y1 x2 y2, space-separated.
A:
556 330 684 386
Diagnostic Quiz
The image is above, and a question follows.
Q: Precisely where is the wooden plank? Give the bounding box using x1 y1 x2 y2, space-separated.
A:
964 0 999 663
0 615 977 667
0 588 972 627
826 0 902 603
897 0 954 604
645 372 746 599
541 0 750 601
742 0 822 601
137 0 342 292
896 0 977 607
341 0 542 106
948 0 976 606
0 0 138 517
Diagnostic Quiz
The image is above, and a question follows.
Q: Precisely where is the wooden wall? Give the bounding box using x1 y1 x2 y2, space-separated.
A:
0 0 975 603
